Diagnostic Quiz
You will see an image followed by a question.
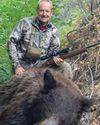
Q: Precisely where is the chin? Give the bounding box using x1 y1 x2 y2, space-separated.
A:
41 20 48 23
40 18 49 23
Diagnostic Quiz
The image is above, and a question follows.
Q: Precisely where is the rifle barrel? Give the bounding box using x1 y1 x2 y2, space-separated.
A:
86 40 100 48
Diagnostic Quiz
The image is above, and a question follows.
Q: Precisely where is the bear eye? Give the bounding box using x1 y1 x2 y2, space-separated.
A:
59 119 65 125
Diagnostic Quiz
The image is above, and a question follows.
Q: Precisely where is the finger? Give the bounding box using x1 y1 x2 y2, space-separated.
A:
59 58 64 63
55 58 64 63
15 67 25 75
53 57 63 65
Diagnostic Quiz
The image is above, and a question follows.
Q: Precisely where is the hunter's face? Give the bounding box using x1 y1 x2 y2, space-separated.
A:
37 1 52 24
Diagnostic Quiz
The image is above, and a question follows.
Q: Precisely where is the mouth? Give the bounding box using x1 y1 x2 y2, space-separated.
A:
40 17 49 22
41 17 48 19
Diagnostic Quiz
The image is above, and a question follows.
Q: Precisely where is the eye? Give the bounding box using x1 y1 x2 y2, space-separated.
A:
46 10 51 13
39 9 44 13
39 9 51 13
59 119 65 125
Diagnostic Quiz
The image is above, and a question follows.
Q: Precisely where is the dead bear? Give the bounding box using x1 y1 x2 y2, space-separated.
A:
0 67 93 125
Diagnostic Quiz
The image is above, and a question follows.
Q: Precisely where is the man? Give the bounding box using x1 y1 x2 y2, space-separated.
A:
8 0 73 79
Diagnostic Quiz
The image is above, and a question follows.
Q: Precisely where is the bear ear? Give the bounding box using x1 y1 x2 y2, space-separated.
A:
43 69 57 91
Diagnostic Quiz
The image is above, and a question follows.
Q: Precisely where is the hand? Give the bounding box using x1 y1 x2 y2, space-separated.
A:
53 57 64 66
15 66 25 75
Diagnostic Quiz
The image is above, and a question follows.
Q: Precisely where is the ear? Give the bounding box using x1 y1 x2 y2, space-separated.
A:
81 97 94 112
43 69 56 91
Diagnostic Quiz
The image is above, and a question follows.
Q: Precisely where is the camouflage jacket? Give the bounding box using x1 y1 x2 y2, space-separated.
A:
8 16 60 68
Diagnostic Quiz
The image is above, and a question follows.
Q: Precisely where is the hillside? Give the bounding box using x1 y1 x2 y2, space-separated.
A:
66 8 100 125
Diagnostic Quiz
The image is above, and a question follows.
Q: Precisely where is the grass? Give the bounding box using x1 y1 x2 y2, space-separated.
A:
0 0 37 83
0 0 82 83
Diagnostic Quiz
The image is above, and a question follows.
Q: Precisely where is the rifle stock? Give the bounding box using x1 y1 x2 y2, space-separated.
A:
43 48 87 66
41 40 100 66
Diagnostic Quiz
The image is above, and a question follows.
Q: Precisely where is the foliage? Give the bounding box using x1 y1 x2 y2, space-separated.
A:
0 0 38 83
0 0 96 83
52 0 82 45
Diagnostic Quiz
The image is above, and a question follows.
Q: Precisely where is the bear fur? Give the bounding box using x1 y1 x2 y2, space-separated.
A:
0 67 93 125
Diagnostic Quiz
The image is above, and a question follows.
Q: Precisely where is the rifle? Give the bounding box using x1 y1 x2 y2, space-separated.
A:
39 40 100 66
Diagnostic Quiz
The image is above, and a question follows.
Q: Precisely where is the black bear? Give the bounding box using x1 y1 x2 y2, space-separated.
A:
0 67 93 125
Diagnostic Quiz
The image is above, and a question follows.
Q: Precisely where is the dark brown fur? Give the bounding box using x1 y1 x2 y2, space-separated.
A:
0 67 93 125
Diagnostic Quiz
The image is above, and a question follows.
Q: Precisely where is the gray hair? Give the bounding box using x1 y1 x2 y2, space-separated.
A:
37 0 53 10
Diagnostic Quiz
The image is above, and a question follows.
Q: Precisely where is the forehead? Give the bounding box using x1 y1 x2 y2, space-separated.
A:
38 1 52 10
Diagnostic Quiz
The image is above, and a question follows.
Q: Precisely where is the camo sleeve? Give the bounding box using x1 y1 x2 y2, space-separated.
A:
8 20 25 68
47 27 60 55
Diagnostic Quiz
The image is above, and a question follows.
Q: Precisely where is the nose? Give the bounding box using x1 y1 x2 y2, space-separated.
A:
43 11 47 16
